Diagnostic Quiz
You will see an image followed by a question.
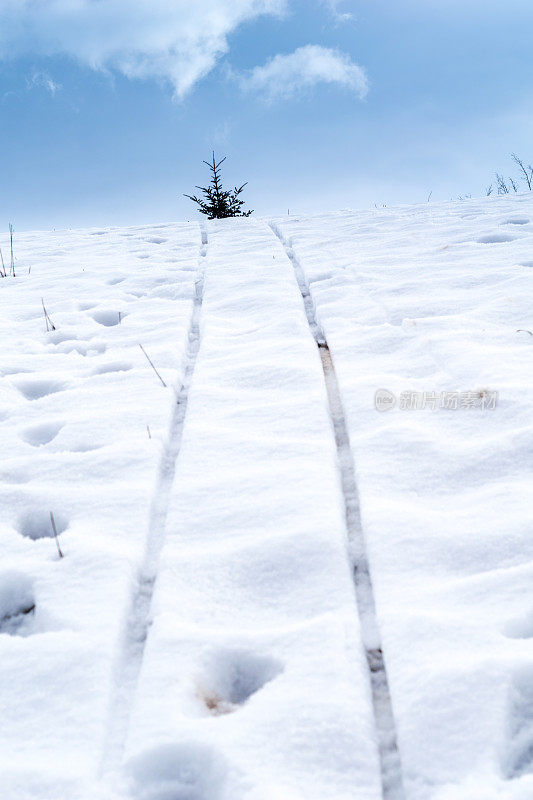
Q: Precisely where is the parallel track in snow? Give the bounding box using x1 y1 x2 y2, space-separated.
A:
269 221 405 800
99 223 208 776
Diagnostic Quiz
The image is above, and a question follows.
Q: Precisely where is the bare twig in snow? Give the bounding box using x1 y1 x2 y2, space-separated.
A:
9 223 15 277
511 153 533 190
41 298 56 331
496 173 509 195
139 344 167 387
50 512 64 558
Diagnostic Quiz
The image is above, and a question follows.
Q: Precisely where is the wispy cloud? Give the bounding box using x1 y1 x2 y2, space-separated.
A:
207 121 233 149
27 71 61 96
321 0 355 24
240 45 368 101
0 0 288 99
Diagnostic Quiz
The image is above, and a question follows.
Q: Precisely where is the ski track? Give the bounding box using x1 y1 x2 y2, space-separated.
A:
269 220 405 800
99 223 208 777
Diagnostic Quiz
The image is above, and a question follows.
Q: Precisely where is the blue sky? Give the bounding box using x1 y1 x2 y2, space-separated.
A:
1 0 533 230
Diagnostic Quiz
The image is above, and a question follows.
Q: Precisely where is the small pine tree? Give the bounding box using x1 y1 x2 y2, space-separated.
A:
184 153 253 219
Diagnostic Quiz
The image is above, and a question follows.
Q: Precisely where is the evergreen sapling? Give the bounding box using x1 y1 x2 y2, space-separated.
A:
184 153 253 219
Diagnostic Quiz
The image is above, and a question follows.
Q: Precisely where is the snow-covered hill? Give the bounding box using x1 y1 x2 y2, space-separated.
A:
0 195 532 800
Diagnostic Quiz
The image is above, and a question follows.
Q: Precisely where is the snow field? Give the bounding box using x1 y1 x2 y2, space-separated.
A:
0 223 202 798
270 219 404 798
121 220 381 800
0 194 531 800
274 195 533 799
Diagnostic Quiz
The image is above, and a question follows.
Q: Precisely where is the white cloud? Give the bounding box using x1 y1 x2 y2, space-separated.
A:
27 71 61 96
321 0 355 23
0 0 287 98
240 45 368 101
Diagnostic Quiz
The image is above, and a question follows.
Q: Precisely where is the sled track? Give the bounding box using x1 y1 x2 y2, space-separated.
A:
99 223 208 776
269 221 405 800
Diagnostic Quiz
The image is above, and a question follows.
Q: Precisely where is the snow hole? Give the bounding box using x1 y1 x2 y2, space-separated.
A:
128 742 227 800
0 572 36 636
476 234 516 244
198 648 283 715
68 442 102 452
504 611 533 640
20 420 64 446
91 310 124 327
92 361 132 375
15 378 67 400
504 218 530 225
18 509 69 541
502 665 533 779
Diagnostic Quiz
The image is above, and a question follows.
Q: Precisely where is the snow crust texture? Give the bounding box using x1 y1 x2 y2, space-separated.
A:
0 195 532 799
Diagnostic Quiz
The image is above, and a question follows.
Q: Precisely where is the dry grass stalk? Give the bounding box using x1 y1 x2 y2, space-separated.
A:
50 512 64 559
41 298 56 332
139 344 167 387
